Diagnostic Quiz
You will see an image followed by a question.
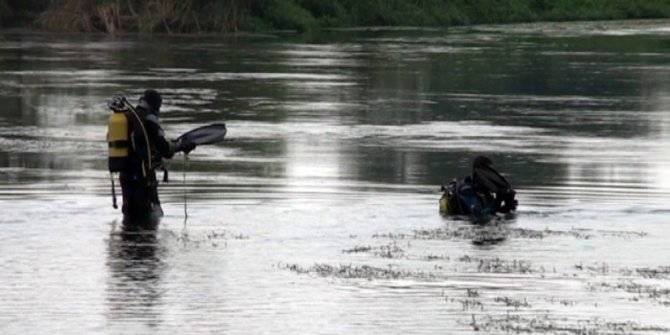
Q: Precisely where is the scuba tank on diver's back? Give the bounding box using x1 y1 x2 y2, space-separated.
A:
107 96 131 172
105 95 156 211
438 156 518 218
439 185 450 213
439 179 464 215
106 96 135 210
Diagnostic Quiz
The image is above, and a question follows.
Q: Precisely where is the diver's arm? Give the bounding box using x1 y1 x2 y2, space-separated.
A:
144 114 179 159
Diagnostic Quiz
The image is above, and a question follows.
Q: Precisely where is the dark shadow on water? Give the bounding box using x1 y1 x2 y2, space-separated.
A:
441 212 517 246
105 220 165 329
471 220 512 247
121 207 163 232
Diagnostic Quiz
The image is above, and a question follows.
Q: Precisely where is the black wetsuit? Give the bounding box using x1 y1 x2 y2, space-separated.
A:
120 101 179 226
444 156 518 217
472 156 517 214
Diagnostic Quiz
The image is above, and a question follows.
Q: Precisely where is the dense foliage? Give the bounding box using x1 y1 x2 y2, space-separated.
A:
2 0 670 33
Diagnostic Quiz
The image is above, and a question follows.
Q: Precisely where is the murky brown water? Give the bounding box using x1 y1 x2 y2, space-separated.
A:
1 20 670 334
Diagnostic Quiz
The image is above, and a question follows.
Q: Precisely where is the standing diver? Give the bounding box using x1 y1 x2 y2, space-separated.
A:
439 156 517 218
107 90 196 229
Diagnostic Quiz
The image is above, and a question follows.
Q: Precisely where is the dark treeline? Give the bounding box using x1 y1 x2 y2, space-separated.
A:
2 0 670 33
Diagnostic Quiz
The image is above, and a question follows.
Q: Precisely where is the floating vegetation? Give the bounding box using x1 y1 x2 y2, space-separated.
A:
282 263 440 281
636 267 670 280
461 314 670 334
588 280 670 306
543 297 579 307
576 263 670 280
459 255 537 274
467 289 480 298
206 230 249 241
574 262 612 275
285 218 663 334
163 229 248 249
442 290 485 312
472 234 507 245
342 245 373 254
424 254 450 261
460 298 484 311
493 296 531 309
342 242 406 259
573 228 647 239
374 226 648 242
375 242 406 259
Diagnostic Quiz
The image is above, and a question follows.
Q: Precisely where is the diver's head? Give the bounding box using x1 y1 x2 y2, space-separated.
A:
139 89 162 113
473 156 493 169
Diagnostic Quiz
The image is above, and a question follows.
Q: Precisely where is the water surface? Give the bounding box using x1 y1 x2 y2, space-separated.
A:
1 20 670 334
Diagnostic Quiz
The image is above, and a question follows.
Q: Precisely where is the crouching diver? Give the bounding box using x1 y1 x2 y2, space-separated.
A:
439 156 518 218
107 90 196 229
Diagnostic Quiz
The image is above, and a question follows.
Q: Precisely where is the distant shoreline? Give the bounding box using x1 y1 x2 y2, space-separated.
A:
2 0 670 34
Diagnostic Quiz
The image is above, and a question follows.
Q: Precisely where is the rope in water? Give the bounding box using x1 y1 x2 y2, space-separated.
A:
183 153 189 220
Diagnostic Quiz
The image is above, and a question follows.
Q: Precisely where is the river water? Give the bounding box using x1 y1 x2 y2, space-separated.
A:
1 20 670 334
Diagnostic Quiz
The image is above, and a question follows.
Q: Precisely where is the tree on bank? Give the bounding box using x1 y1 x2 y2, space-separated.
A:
0 0 49 26
2 0 670 33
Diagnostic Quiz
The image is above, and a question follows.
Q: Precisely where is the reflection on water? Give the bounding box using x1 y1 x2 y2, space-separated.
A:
105 225 164 331
1 21 670 334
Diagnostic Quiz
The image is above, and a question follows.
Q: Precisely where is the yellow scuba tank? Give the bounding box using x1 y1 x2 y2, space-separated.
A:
107 110 130 172
107 96 132 209
439 193 449 213
107 96 146 209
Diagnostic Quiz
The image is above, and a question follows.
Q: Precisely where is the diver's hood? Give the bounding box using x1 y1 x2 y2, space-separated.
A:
472 156 513 193
138 98 158 115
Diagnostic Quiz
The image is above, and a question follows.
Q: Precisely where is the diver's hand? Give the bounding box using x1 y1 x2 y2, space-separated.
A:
179 139 196 154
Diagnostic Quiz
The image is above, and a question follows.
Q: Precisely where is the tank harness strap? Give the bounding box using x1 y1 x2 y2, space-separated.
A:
455 179 464 214
110 173 118 209
108 140 130 148
121 98 152 184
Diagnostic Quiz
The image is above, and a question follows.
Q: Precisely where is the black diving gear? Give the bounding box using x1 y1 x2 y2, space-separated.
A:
107 91 196 228
440 156 518 217
175 123 227 146
472 156 517 214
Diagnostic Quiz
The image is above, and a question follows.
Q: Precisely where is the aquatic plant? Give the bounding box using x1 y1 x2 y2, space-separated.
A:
467 288 480 297
463 314 670 334
493 296 531 309
375 226 647 242
341 245 373 254
341 242 406 258
460 298 484 311
459 255 538 274
424 254 449 261
588 280 670 306
282 262 440 280
375 242 405 259
636 266 670 279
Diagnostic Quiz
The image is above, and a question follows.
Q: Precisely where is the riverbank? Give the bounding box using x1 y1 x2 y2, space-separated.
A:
2 0 670 34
